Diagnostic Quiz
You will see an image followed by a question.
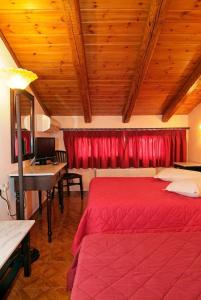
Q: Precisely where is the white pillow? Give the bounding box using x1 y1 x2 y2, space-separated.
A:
165 178 201 197
154 168 201 182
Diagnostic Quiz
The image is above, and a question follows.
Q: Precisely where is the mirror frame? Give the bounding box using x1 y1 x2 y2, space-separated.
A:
10 89 35 163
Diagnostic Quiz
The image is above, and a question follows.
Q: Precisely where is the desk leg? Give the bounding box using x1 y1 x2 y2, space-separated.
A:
47 190 52 243
16 191 21 220
38 191 42 215
22 233 31 277
58 179 64 213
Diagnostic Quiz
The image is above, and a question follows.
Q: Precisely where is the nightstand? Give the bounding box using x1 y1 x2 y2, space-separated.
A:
174 162 201 172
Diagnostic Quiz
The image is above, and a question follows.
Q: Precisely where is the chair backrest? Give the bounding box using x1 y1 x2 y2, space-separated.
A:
55 150 68 171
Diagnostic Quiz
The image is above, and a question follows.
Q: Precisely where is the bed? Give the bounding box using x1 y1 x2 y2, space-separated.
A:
71 231 201 300
72 177 201 254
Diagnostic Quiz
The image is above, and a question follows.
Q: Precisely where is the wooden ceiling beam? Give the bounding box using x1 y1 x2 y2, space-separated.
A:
162 57 201 122
122 0 168 123
62 0 92 123
0 30 50 116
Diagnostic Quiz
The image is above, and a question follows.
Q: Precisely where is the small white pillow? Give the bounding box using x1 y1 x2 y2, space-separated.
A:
165 178 201 197
154 167 201 182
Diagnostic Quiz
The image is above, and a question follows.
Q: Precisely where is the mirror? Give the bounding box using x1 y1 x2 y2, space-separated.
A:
10 89 35 163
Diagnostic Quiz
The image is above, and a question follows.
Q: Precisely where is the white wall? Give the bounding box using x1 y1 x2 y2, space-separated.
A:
54 115 188 129
188 102 201 163
53 115 189 191
0 38 51 220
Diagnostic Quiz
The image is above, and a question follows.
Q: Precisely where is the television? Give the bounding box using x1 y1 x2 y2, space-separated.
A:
35 137 55 163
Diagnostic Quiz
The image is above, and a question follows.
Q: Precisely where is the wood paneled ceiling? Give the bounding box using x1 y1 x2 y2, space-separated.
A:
0 0 201 122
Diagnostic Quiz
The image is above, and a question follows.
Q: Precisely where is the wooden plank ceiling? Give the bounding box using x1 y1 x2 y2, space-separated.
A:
0 0 201 122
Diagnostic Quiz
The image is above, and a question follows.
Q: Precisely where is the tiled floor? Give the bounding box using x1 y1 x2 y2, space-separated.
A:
5 192 86 300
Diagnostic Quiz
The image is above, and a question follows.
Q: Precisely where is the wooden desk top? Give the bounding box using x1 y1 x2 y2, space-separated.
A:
9 163 66 177
174 161 201 167
0 220 35 269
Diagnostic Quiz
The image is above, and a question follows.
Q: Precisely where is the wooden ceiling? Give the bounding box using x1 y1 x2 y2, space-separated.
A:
0 0 201 122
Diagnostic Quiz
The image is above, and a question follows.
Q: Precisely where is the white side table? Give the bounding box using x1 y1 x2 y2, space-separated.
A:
0 220 35 296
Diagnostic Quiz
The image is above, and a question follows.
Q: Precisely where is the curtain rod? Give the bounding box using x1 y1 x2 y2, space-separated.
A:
61 127 190 131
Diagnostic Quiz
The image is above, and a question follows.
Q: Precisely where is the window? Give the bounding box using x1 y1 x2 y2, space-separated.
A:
63 129 186 169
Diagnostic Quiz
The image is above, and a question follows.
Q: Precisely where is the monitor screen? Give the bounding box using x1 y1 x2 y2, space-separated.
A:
35 137 55 161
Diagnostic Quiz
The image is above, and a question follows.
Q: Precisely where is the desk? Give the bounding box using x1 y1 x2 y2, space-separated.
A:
10 163 66 242
174 161 201 172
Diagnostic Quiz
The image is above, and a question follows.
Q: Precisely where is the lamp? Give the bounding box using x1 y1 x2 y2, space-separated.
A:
0 68 38 90
0 67 37 219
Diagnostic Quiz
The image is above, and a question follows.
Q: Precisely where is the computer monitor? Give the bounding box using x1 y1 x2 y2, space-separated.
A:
35 137 55 164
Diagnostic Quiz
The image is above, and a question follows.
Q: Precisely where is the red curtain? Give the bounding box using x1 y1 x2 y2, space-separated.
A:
15 130 31 156
63 129 186 169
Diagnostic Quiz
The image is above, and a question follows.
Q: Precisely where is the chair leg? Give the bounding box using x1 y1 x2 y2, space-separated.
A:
67 179 70 197
58 179 64 213
79 177 84 213
52 186 55 199
80 177 84 200
38 190 42 215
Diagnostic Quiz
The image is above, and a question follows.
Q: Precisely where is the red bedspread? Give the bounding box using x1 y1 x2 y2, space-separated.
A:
72 177 201 254
71 232 201 300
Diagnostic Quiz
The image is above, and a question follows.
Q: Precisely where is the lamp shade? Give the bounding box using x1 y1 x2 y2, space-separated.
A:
0 68 38 89
24 114 51 132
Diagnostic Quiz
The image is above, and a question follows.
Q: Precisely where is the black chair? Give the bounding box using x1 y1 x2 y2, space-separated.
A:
53 150 84 201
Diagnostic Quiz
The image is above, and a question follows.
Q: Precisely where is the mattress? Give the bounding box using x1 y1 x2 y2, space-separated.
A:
71 232 201 300
72 177 201 254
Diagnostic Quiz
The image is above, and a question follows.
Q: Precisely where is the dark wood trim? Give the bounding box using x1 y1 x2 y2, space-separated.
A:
10 90 16 164
0 30 21 67
122 0 168 123
162 57 201 122
10 89 35 164
61 127 189 131
62 0 92 123
29 83 50 116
